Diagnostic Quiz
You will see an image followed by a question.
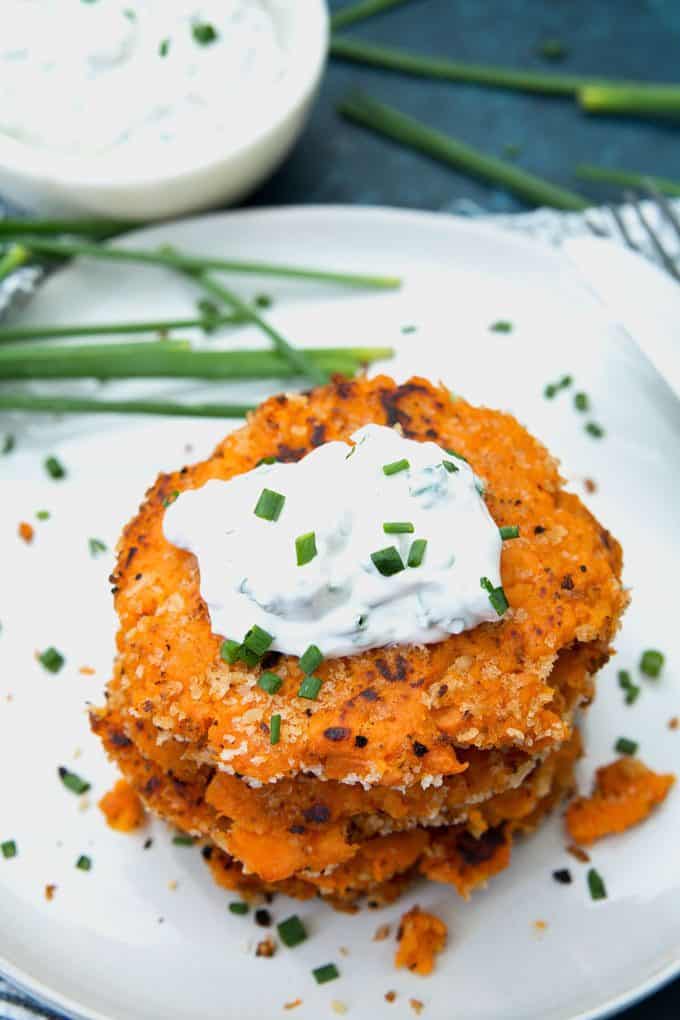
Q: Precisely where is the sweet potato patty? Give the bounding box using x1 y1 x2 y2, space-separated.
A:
102 375 627 791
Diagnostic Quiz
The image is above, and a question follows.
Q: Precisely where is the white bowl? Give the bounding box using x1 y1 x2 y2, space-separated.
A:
0 1 328 221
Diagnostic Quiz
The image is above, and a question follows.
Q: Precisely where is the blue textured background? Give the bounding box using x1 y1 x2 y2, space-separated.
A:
3 1 680 1017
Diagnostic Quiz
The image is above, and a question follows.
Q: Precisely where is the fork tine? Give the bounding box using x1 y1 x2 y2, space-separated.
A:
607 202 641 251
624 189 680 281
643 179 680 247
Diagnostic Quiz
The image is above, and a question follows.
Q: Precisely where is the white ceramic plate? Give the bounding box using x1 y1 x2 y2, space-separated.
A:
1 207 678 1020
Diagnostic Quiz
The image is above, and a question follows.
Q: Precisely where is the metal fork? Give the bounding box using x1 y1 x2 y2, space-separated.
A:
585 182 680 282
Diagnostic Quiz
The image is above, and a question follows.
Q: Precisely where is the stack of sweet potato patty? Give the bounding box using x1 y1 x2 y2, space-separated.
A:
92 375 628 906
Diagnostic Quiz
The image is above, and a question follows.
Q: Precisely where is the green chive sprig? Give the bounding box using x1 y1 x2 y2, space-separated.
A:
172 834 195 846
312 963 340 984
481 576 509 615
44 455 66 479
76 854 92 870
58 767 91 795
0 311 243 344
1 840 17 859
278 914 308 947
579 84 680 120
383 458 409 476
587 868 607 901
339 91 588 211
618 670 640 705
88 538 107 557
575 164 680 197
229 901 249 915
371 546 405 576
300 645 324 675
383 521 414 534
615 737 638 756
640 649 664 678
296 532 317 566
407 538 427 567
499 525 519 540
254 488 285 522
39 647 65 673
331 0 412 30
298 676 323 700
0 394 256 418
258 672 283 695
270 714 281 745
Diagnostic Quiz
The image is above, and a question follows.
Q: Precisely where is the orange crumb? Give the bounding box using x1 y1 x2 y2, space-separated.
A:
283 1000 302 1011
584 478 597 494
339 946 350 957
395 906 447 976
167 880 178 891
44 883 56 901
98 778 145 832
669 717 678 731
256 937 276 958
331 1003 347 1016
385 991 397 1003
566 757 675 846
18 521 34 544
566 843 590 863
533 920 548 932
409 999 424 1016
79 666 96 676
373 923 391 942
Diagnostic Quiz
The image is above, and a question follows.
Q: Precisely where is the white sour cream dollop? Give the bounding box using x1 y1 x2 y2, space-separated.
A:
164 425 505 658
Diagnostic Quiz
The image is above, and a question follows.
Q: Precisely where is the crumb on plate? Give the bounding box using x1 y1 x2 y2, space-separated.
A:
373 923 391 941
395 906 447 976
409 999 425 1015
283 999 302 1011
669 717 678 731
385 990 397 1003
79 666 96 676
44 883 57 901
18 521 34 544
99 778 145 832
566 844 590 863
256 936 277 957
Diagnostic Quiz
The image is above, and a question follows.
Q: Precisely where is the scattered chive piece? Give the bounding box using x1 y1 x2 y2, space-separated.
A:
371 546 405 577
544 383 557 399
382 458 409 476
45 455 66 480
254 488 285 522
298 675 323 700
270 713 281 745
196 298 221 333
538 38 568 61
299 644 324 675
192 21 218 45
640 649 664 678
277 914 308 947
499 525 520 540
162 490 179 508
88 538 107 557
220 639 241 664
76 854 92 871
585 422 605 439
490 320 513 333
1 840 17 859
442 459 459 474
312 963 340 985
258 672 283 695
544 375 572 399
401 324 417 334
383 521 414 534
445 447 468 462
615 736 638 756
239 646 260 668
574 392 589 412
587 867 607 901
36 510 50 521
296 531 318 567
480 576 509 615
229 901 249 915
617 669 641 705
257 455 277 466
159 38 170 57
39 647 65 673
243 625 273 658
58 767 90 795
407 538 427 568
254 294 272 309
330 0 413 30
1 434 14 455
172 834 195 846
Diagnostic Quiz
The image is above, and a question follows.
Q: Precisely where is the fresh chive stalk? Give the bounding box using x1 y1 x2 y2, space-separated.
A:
407 538 427 567
579 84 680 119
254 488 285 522
0 235 401 290
338 92 589 211
258 672 283 695
383 521 414 534
270 713 281 745
574 164 680 196
331 0 413 30
0 394 255 418
640 649 664 678
499 525 520 540
371 545 405 576
480 576 509 615
299 644 324 675
0 312 243 344
277 915 308 947
0 244 30 282
382 457 409 476
58 767 90 795
298 675 323 700
0 218 136 238
296 531 318 566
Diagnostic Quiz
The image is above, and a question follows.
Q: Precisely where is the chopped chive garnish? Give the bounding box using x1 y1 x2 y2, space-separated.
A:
382 458 409 476
401 324 417 334
299 644 324 675
45 455 66 480
587 868 607 901
88 538 107 557
256 455 277 466
618 669 640 705
220 638 241 664
544 375 572 400
58 767 90 795
162 490 179 508
490 320 513 333
76 854 92 870
298 675 323 700
615 736 638 756
442 459 459 473
192 20 218 45
480 576 509 615
407 538 427 568
278 914 308 947
560 375 573 387
243 625 273 657
544 383 557 399
239 646 261 668
312 963 340 984
254 294 272 309
585 422 605 439
574 392 589 412
36 510 50 521
383 521 414 534
296 531 318 566
445 447 468 462
229 901 249 915
2 434 15 455
159 38 170 57
1 840 17 859
371 546 405 577
270 713 281 745
39 647 64 673
196 298 221 332
254 488 285 522
640 649 664 678
172 834 195 846
499 525 520 540
258 672 283 695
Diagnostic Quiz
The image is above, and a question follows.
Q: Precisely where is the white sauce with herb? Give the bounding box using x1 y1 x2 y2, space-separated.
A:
164 424 504 659
0 0 284 163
